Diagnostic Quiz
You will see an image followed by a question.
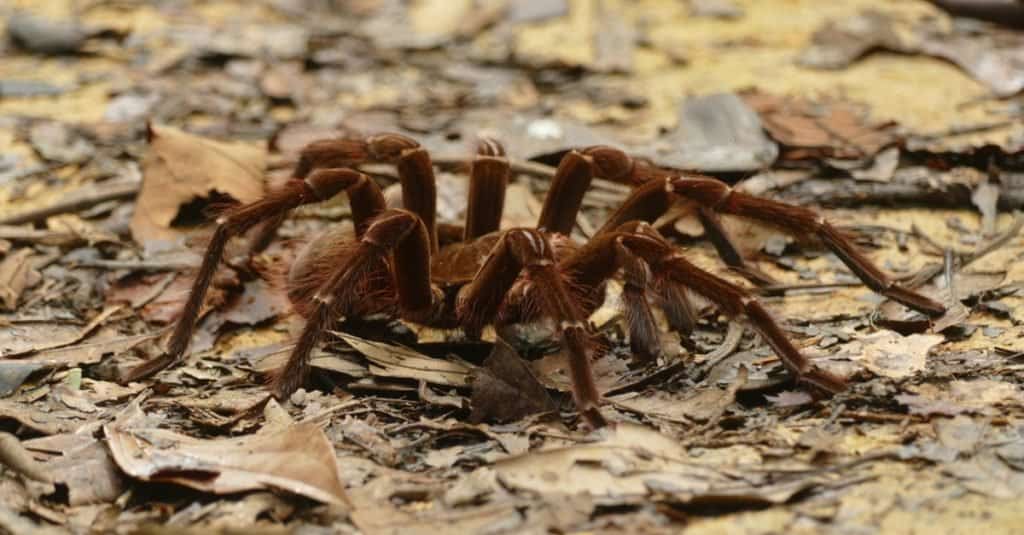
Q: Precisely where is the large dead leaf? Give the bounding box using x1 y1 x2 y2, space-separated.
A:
105 407 347 505
130 124 266 243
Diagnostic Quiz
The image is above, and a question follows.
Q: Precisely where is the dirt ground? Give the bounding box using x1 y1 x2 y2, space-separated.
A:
1 1 1023 533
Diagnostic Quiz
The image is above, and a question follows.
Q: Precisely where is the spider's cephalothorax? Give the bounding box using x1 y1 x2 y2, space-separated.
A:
127 133 945 427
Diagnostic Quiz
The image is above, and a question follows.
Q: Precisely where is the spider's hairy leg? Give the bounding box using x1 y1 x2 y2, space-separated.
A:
695 207 778 285
292 133 421 177
247 133 417 254
536 150 595 235
588 154 760 283
669 176 946 317
395 141 440 253
124 169 379 383
456 229 607 428
616 224 847 394
271 209 441 398
464 138 509 240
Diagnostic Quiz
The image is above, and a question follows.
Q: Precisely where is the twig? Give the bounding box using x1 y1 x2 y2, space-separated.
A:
699 321 745 369
70 259 198 271
0 179 140 226
904 212 1024 288
758 280 863 297
777 178 1024 210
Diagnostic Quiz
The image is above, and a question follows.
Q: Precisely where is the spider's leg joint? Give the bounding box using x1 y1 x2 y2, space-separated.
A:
367 133 420 160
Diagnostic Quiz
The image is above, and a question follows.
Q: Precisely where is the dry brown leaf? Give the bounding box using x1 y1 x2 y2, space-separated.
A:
3 305 122 358
743 90 897 161
902 379 1021 417
106 413 348 505
469 338 556 424
41 438 123 505
130 123 266 244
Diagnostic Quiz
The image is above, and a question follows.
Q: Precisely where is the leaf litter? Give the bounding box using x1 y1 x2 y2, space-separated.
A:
1 0 1023 533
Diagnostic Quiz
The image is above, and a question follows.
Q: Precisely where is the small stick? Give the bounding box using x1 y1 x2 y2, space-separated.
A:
0 179 139 226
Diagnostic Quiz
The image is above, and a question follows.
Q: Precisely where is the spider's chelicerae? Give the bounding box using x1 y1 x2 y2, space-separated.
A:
128 133 945 427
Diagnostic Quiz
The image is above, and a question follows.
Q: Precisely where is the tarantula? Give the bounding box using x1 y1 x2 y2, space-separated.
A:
127 133 945 427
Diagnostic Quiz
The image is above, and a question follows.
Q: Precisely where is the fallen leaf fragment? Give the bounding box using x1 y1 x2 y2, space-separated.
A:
902 379 1021 417
0 248 39 311
130 123 266 243
847 331 944 379
105 416 347 506
3 305 122 358
743 90 897 161
42 438 123 505
799 9 1024 97
611 366 748 424
652 93 778 172
0 432 52 483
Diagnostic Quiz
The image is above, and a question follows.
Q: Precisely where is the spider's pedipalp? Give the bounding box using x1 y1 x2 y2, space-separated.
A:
456 228 606 427
616 238 662 362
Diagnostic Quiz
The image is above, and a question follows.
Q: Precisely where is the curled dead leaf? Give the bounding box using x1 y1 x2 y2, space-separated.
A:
105 415 348 506
130 123 266 244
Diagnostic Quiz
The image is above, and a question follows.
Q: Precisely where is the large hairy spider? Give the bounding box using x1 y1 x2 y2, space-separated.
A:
127 133 945 427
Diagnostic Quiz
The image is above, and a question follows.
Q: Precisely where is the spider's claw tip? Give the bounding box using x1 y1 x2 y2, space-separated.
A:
580 405 609 429
799 366 848 397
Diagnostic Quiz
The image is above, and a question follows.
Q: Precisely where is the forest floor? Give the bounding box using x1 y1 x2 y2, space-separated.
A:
1 1 1023 533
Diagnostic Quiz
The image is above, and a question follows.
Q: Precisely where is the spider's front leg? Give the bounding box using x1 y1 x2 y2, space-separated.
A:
124 168 385 382
271 209 443 398
456 229 607 428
